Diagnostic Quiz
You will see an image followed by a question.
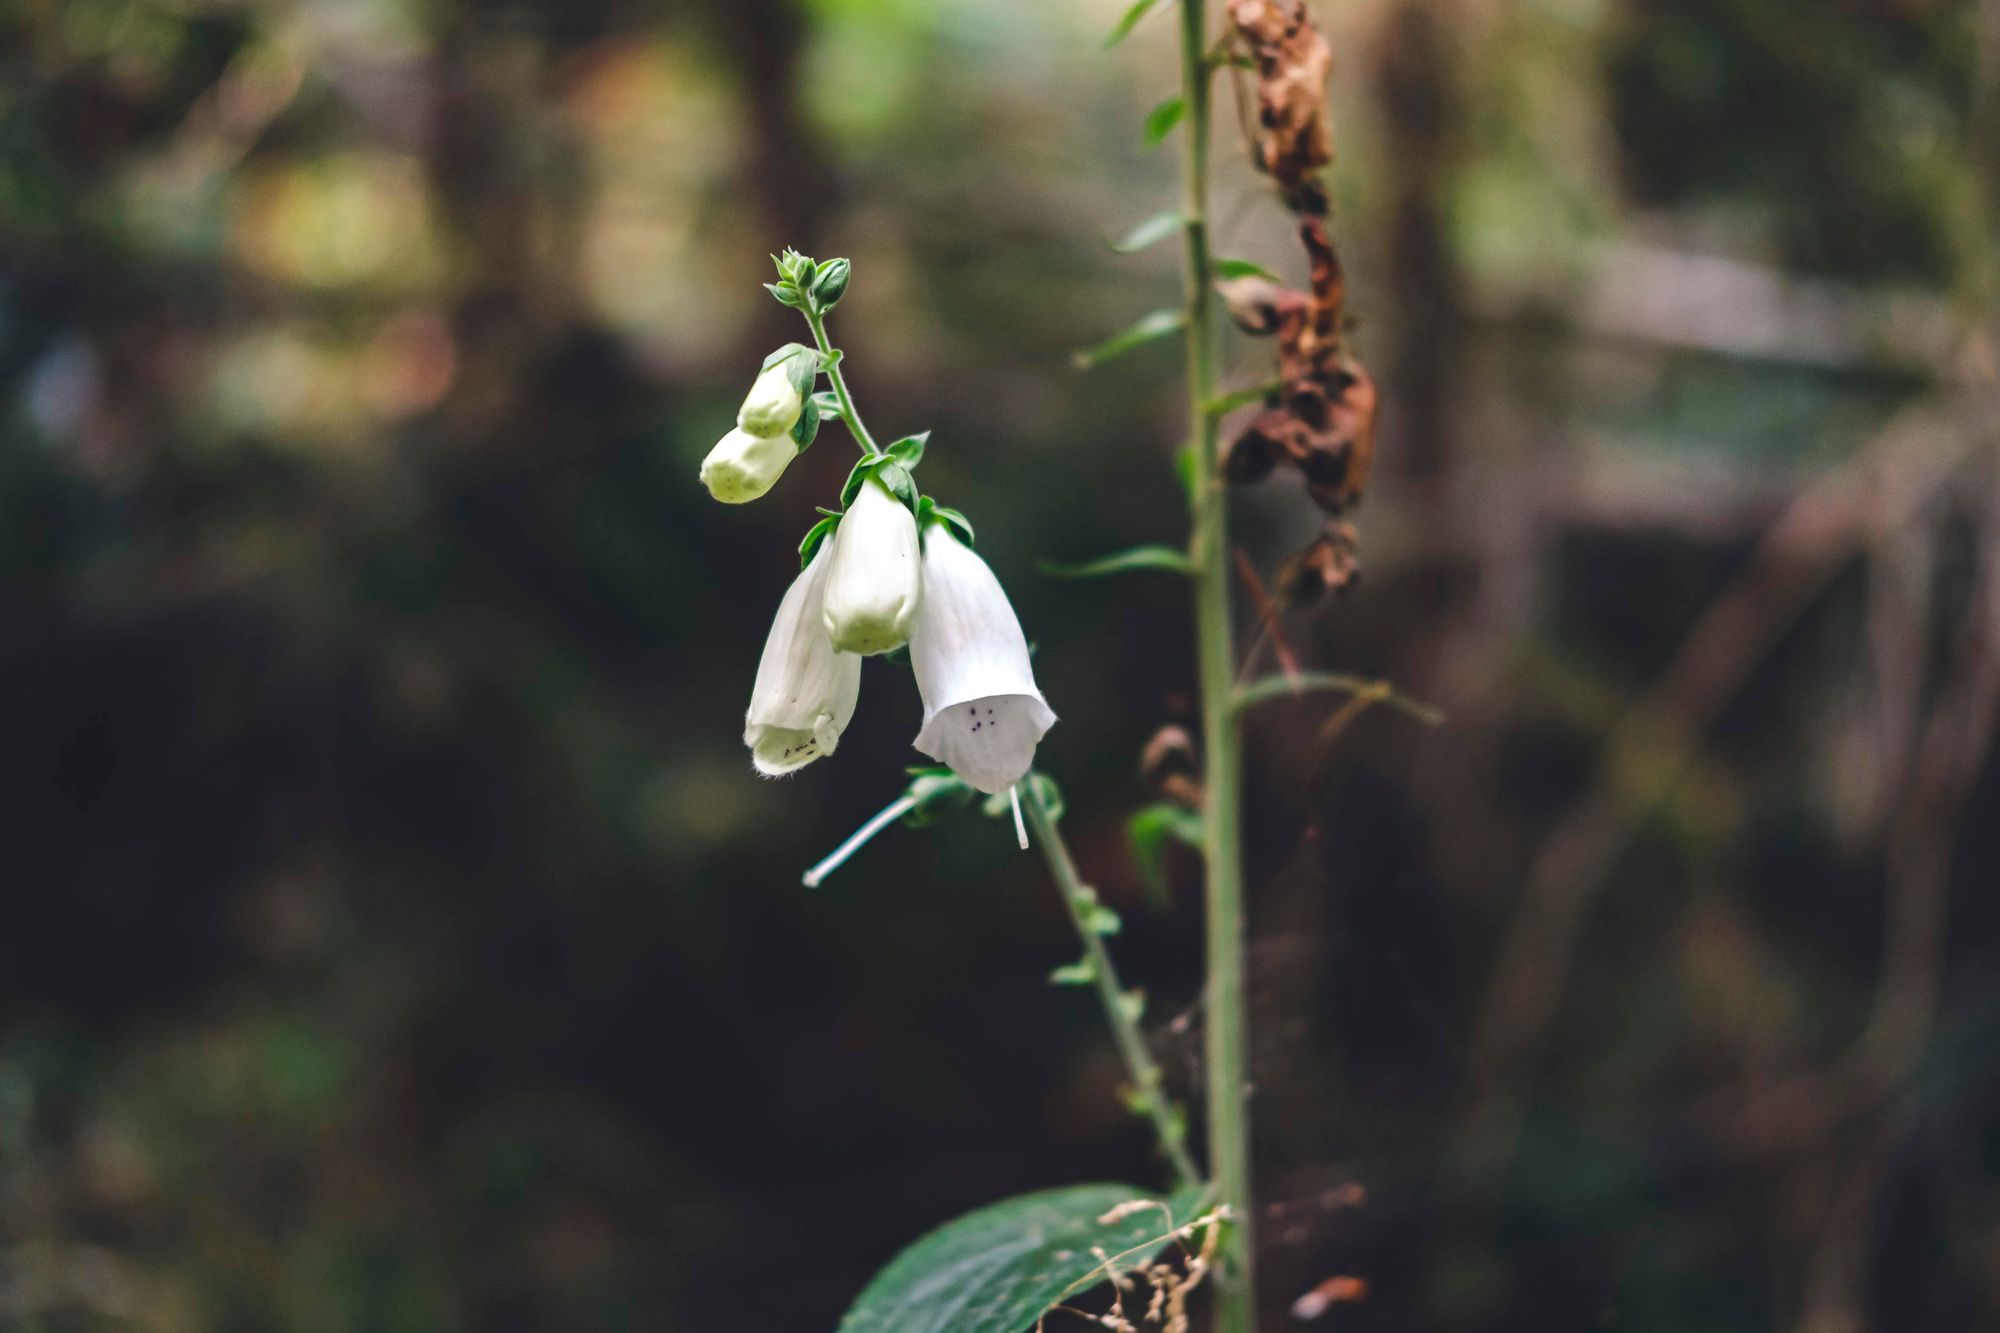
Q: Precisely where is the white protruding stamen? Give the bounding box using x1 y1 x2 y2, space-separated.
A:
1010 784 1029 850
801 794 919 888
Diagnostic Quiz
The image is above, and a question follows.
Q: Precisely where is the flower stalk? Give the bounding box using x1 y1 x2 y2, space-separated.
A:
1022 779 1202 1191
1178 2 1257 1328
804 307 880 456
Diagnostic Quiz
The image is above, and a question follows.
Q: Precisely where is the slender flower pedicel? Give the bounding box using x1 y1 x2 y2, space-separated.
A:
822 476 923 655
743 542 862 775
700 425 799 504
908 525 1056 794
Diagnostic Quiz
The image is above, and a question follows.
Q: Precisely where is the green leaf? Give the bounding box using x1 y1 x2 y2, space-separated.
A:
1203 379 1282 417
837 1184 1208 1333
1109 210 1185 254
886 432 929 469
1039 545 1192 579
1072 309 1184 371
878 462 918 510
1213 257 1280 281
1085 902 1122 937
1127 802 1204 910
1104 0 1173 46
1174 442 1200 506
811 390 842 417
1143 96 1187 145
1049 959 1097 986
790 392 821 450
799 513 840 568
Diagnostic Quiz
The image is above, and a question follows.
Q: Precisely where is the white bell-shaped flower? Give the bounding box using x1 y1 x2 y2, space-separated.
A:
737 359 805 437
822 476 923 655
700 426 799 504
744 542 861 776
908 527 1055 794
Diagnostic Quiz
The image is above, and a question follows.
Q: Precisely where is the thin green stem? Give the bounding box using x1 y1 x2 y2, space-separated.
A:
1179 1 1256 1330
803 308 881 455
1023 781 1202 1191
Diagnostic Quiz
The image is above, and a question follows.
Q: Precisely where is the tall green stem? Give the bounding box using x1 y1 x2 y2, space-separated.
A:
1022 783 1202 1190
803 308 881 455
1178 2 1256 1329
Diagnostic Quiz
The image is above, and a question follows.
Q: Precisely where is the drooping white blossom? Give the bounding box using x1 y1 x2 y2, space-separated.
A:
737 359 805 437
700 426 799 504
744 542 862 776
908 526 1055 794
822 476 923 655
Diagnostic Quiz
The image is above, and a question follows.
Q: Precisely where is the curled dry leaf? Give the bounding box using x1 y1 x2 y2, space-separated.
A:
1140 724 1204 810
1221 219 1374 513
1228 0 1335 214
1277 521 1362 603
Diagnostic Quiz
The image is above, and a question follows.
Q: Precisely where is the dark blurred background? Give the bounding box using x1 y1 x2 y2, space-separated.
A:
3 0 1998 1328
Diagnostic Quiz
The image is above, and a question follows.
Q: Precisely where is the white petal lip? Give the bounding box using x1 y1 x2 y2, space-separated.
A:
822 477 923 655
909 528 1055 794
737 362 803 436
700 427 798 504
744 543 862 776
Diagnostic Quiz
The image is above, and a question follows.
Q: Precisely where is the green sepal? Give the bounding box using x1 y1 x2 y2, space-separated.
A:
764 282 804 309
799 512 841 568
884 431 929 469
762 342 823 398
916 495 975 548
790 392 822 450
811 390 842 417
841 454 921 513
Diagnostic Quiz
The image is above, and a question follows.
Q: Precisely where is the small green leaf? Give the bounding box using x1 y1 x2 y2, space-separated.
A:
1072 309 1185 371
811 390 842 417
1105 0 1172 47
1040 545 1192 579
886 431 929 469
1213 257 1280 281
1049 959 1097 986
1175 442 1200 505
790 393 821 450
838 1184 1209 1333
1128 802 1204 910
799 513 840 568
1144 96 1186 144
1110 210 1185 254
764 282 804 309
878 462 918 510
